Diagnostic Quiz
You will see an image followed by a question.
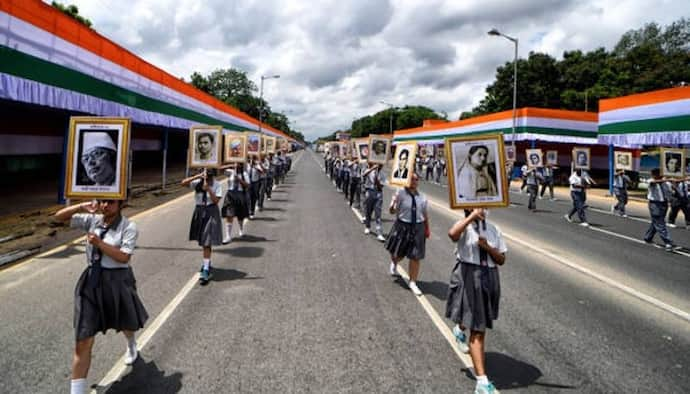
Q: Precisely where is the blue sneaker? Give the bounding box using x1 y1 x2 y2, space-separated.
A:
452 325 469 353
199 267 210 284
474 381 496 394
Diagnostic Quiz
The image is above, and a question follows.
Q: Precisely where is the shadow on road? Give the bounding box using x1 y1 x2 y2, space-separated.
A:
216 246 264 258
232 234 277 242
209 267 262 282
418 280 448 301
248 216 280 222
268 199 292 203
262 207 285 212
474 352 579 391
102 357 182 393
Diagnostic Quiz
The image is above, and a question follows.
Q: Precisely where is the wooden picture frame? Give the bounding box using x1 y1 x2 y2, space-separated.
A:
188 125 223 169
356 138 369 161
246 132 262 156
545 150 558 166
445 133 509 209
614 151 633 171
572 147 591 170
525 149 543 168
390 142 418 187
660 148 685 178
265 136 277 154
368 135 391 164
65 116 131 200
504 145 516 162
224 132 247 163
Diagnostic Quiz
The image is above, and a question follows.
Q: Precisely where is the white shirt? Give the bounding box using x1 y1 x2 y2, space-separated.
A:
393 188 427 223
456 221 507 268
70 213 137 269
569 173 584 192
190 179 223 205
225 169 249 192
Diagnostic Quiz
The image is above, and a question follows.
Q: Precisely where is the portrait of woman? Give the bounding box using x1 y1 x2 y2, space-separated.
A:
525 149 543 168
572 147 591 170
189 126 222 168
661 148 685 177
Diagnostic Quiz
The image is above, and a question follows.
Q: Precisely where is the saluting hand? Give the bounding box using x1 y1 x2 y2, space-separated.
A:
83 200 99 214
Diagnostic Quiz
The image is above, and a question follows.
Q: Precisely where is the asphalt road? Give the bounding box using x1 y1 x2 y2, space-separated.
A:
0 150 688 393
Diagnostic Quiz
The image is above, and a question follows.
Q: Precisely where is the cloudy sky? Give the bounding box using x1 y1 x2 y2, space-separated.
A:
60 0 685 140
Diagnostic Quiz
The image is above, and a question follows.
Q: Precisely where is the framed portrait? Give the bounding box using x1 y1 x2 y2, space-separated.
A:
224 133 247 163
504 145 516 162
65 117 130 200
356 138 369 161
445 133 509 209
660 148 685 178
246 132 262 156
350 140 359 159
572 147 591 170
390 142 418 187
525 149 543 168
545 150 558 166
338 142 350 158
368 135 391 164
188 125 222 168
614 151 633 171
265 136 277 154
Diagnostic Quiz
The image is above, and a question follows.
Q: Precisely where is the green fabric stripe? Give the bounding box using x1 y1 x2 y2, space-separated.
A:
0 45 248 131
598 115 690 134
394 126 596 141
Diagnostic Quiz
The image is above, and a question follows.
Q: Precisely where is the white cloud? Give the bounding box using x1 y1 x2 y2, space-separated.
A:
62 0 686 141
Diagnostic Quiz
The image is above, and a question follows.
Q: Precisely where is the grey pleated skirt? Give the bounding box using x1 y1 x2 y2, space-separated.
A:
385 220 426 260
445 261 501 332
221 191 249 220
74 267 149 341
189 204 223 247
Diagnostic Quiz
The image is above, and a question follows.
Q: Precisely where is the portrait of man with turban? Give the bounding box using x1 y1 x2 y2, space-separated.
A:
78 131 118 186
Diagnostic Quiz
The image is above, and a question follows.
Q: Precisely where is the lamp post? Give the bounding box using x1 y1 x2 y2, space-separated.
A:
488 28 518 149
258 74 280 134
379 100 394 134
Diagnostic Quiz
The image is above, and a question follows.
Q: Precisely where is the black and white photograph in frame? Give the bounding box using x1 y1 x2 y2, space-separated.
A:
660 148 684 178
368 136 390 164
572 147 591 170
614 151 633 171
545 150 558 166
525 149 543 168
390 142 418 187
505 145 516 162
357 139 369 160
65 117 130 200
445 133 509 209
188 125 222 168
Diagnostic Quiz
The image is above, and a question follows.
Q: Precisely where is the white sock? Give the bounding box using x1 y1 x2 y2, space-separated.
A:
225 223 233 237
127 336 137 351
70 378 87 394
202 258 210 270
476 375 489 385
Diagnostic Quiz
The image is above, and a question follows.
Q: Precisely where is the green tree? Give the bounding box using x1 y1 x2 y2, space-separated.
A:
51 2 93 28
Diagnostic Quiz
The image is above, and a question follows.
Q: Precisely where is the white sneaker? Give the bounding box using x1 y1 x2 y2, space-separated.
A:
452 325 469 354
409 281 422 296
389 262 397 276
239 228 244 237
377 234 386 242
580 222 590 227
622 214 628 218
222 235 231 244
364 228 371 235
249 215 255 220
124 345 138 365
564 214 572 223
668 223 677 228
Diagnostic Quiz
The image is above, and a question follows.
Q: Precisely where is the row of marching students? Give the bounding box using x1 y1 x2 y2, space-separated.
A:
322 152 505 394
56 150 292 394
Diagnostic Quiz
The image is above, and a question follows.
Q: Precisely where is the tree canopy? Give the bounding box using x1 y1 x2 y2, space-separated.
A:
51 2 93 28
462 18 690 118
350 105 446 138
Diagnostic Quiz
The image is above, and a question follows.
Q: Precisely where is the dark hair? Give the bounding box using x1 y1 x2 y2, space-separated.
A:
197 132 214 144
651 168 661 177
468 145 489 156
399 149 409 160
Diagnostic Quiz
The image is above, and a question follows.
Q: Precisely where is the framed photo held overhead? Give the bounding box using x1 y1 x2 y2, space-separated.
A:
614 151 633 171
545 150 558 166
390 142 418 187
265 136 277 154
65 117 131 200
525 149 543 168
504 145 516 162
188 125 223 169
660 148 685 178
368 135 391 164
356 138 369 161
572 147 591 170
246 132 262 156
224 133 247 163
338 142 350 158
445 133 509 209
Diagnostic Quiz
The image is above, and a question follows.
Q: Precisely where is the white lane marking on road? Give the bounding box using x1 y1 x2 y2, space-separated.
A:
424 197 690 323
347 205 484 385
94 273 199 392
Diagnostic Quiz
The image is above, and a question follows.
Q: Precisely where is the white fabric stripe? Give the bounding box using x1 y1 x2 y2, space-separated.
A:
598 131 690 146
526 117 597 132
395 133 598 145
1 11 261 132
599 98 690 125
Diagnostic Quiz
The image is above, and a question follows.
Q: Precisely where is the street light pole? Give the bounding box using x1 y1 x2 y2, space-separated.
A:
488 28 518 149
380 100 394 134
258 74 280 134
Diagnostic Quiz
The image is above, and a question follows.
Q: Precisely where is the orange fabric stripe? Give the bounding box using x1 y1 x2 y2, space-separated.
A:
600 86 690 112
1 0 288 135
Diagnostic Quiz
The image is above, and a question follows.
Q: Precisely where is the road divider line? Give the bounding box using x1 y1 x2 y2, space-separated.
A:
94 273 199 392
424 197 690 323
347 204 484 386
